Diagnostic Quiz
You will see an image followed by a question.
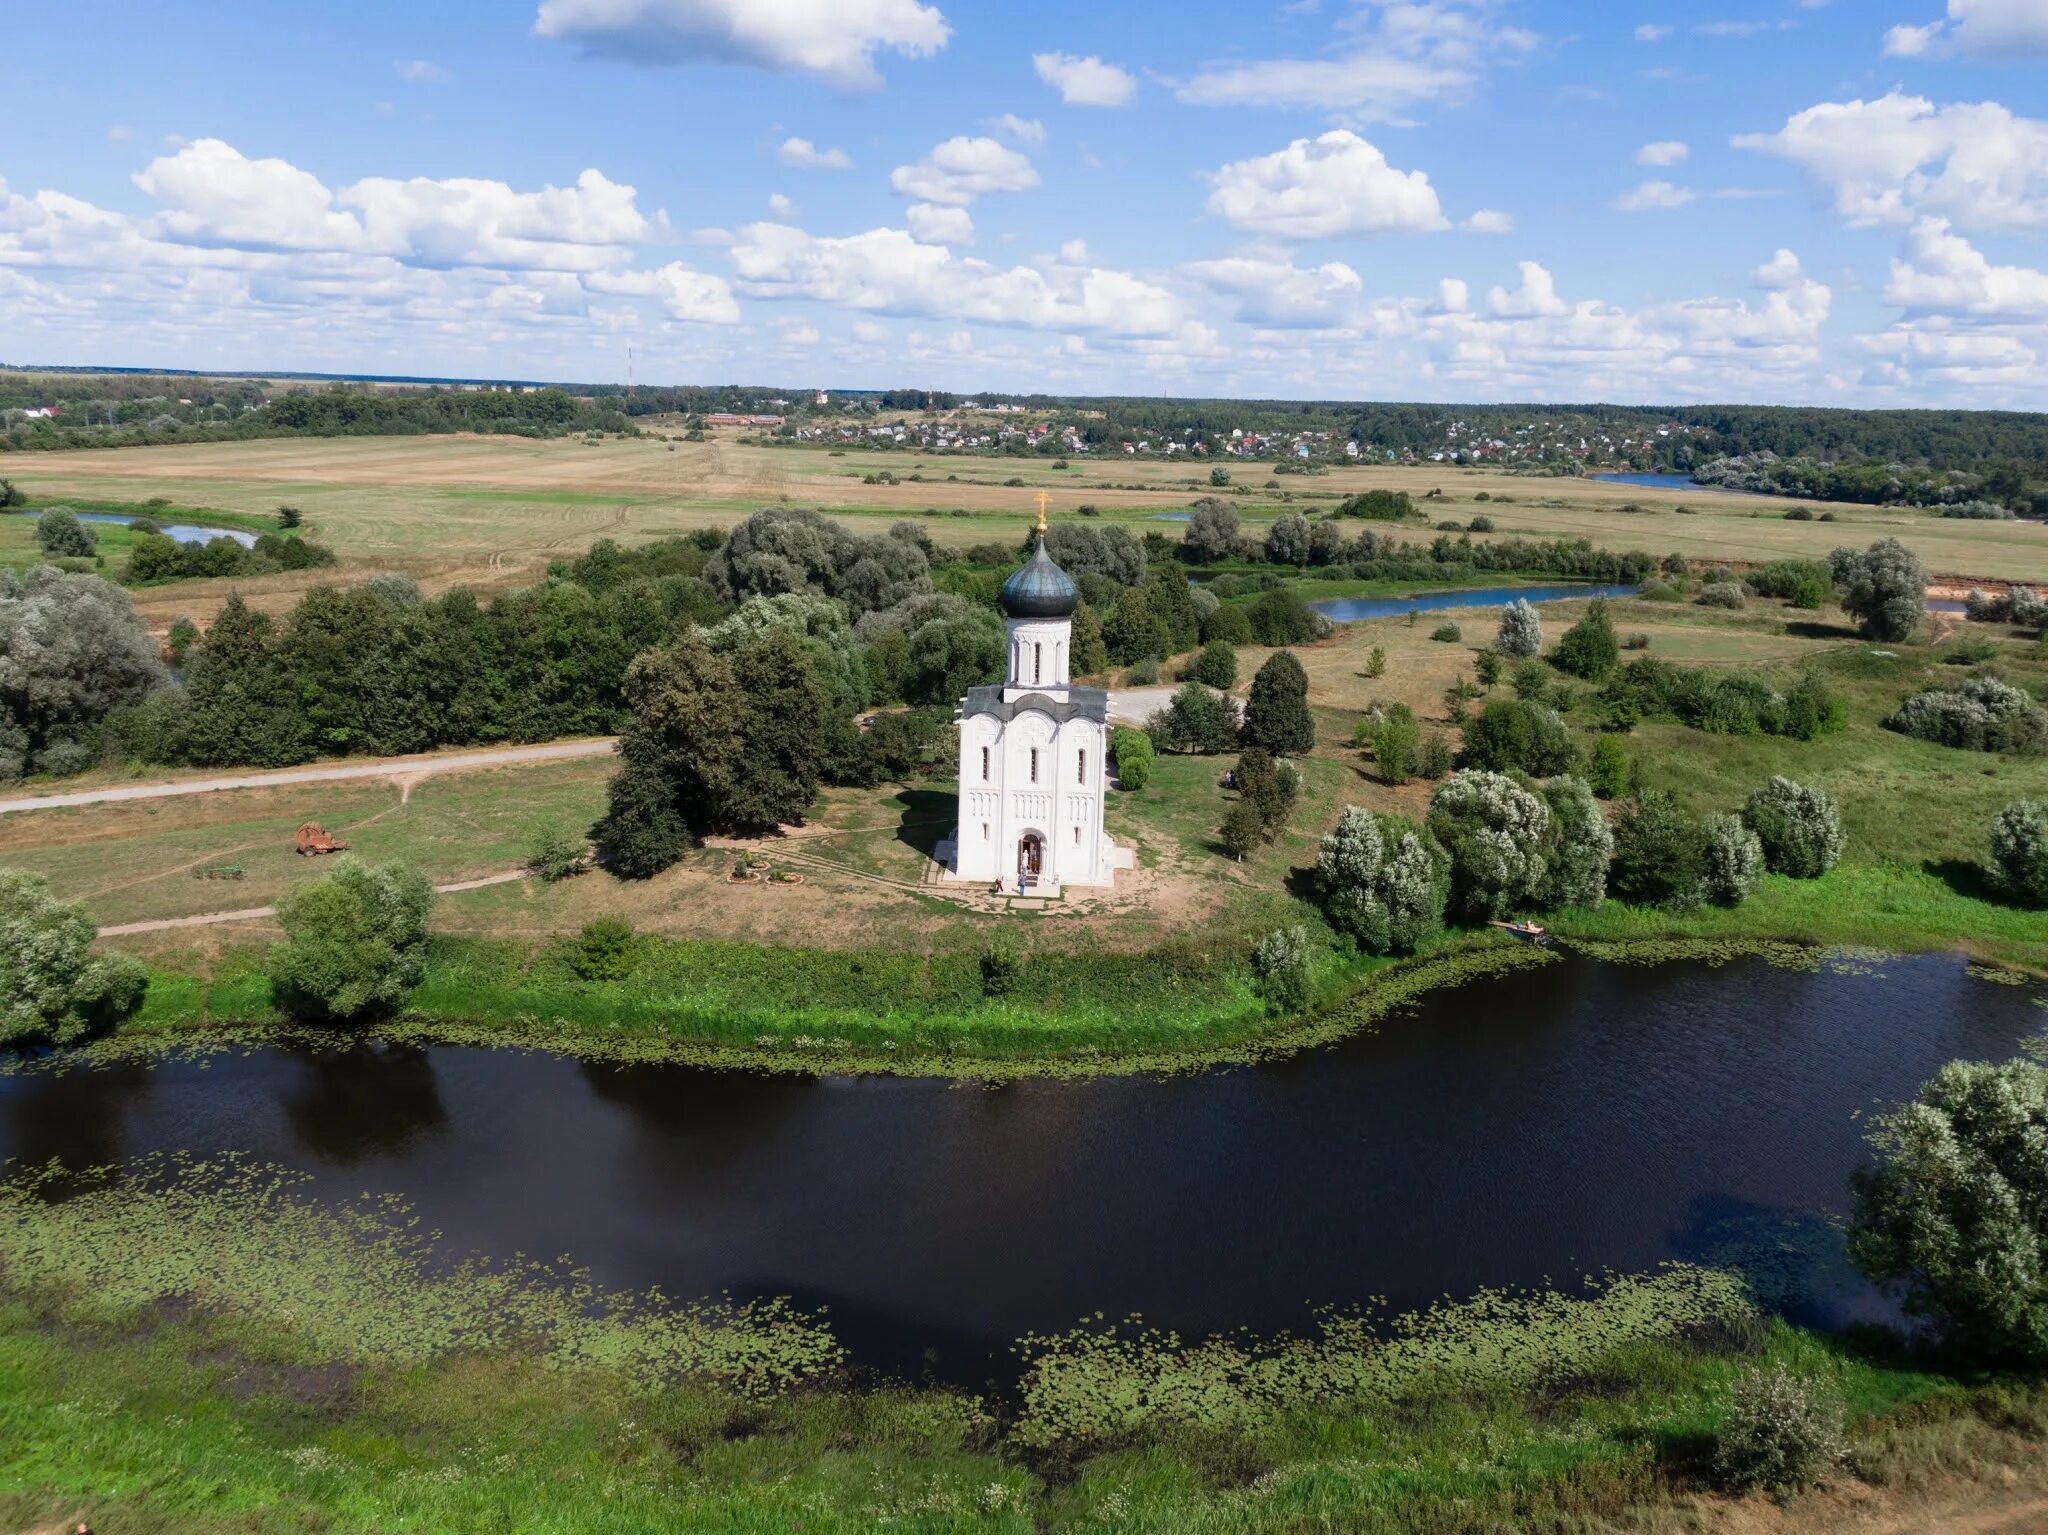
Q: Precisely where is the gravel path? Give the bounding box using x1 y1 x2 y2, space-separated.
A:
0 738 618 818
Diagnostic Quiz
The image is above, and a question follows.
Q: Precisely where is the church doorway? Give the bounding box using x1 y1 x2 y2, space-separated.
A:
1017 831 1045 886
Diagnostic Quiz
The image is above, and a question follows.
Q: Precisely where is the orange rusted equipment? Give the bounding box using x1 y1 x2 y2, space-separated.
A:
295 821 350 857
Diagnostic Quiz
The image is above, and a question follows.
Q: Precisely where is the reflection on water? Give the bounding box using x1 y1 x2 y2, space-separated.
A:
1310 582 1640 623
1 953 2039 1382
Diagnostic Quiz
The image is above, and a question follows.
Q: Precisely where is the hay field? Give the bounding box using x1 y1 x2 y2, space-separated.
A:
6 433 2047 628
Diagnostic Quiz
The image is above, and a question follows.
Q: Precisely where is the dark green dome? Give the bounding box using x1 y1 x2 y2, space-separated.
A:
1000 538 1080 619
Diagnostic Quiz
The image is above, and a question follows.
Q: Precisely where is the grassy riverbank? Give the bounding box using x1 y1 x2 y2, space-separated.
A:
6 1157 2048 1535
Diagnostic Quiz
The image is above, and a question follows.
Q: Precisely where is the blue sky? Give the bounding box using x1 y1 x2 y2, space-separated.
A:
6 0 2048 405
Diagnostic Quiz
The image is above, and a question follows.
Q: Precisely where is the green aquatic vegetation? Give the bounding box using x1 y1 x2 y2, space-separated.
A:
0 1156 843 1396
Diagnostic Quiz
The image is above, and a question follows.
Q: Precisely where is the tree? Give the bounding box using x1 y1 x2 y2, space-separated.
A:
1189 638 1238 690
1427 770 1550 919
1459 698 1574 776
1181 498 1239 563
1110 725 1153 789
1148 681 1240 754
1371 708 1420 786
1704 814 1764 905
1496 598 1543 658
1551 598 1619 679
1209 466 1231 487
1990 800 2048 907
1541 775 1612 910
34 507 96 558
0 867 147 1045
1103 587 1172 665
267 857 434 1023
1240 651 1314 755
1232 748 1299 841
1473 648 1502 687
1850 1059 2048 1360
177 594 311 767
1838 537 1927 642
1069 601 1109 676
0 567 169 779
1252 924 1315 1012
1610 790 1710 908
1742 776 1844 879
1245 588 1331 646
1203 602 1254 646
1264 513 1311 566
900 611 1005 704
1315 807 1449 955
0 479 22 508
1219 799 1266 860
1587 734 1631 799
277 505 304 528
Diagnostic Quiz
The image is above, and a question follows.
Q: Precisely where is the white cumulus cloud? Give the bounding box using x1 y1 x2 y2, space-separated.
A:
1463 209 1515 233
905 202 974 244
1636 140 1689 166
1032 52 1137 107
1206 131 1448 239
889 136 1038 206
1616 178 1696 211
778 137 851 169
532 0 950 88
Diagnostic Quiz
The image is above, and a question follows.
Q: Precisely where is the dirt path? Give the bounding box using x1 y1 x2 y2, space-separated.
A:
95 869 530 936
0 739 617 818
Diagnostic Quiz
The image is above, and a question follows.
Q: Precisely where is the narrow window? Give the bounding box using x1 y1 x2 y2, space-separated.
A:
1034 643 1043 685
1078 748 1086 783
981 745 990 782
1073 825 1081 845
1030 748 1040 784
981 822 990 841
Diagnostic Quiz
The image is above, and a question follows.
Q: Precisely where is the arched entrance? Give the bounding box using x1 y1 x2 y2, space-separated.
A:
1017 830 1045 889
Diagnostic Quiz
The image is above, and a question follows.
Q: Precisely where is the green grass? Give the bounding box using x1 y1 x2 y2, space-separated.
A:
1 1155 2039 1535
2 496 279 574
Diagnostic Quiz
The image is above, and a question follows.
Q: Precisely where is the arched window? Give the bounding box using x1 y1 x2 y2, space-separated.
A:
1034 643 1043 685
981 745 990 782
1030 747 1040 784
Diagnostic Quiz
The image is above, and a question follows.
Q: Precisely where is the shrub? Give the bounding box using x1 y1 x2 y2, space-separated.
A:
1251 924 1315 1013
1363 645 1386 679
1468 514 1495 533
1188 638 1238 690
1111 725 1154 790
1742 776 1844 879
1704 814 1765 905
1232 748 1300 843
979 937 1022 997
1315 807 1449 955
1460 698 1575 777
34 507 96 558
1838 537 1927 642
1851 1059 2048 1360
1750 558 1831 610
1697 581 1747 610
1551 598 1620 679
0 867 148 1046
1887 676 2047 754
1990 800 2048 907
1127 656 1161 685
1712 1366 1845 1492
1588 734 1631 799
1541 775 1612 910
1623 631 1650 650
1148 681 1240 754
1240 651 1315 756
527 823 587 883
1370 705 1420 786
268 857 435 1022
1511 658 1550 701
2014 587 2048 631
569 916 640 981
1496 598 1542 658
1427 770 1550 919
1473 648 1502 687
1417 733 1454 779
1202 602 1254 646
1610 790 1710 908
1218 799 1266 860
1245 587 1331 646
1430 622 1462 642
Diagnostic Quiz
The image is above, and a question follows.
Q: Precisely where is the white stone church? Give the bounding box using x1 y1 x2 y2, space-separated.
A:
947 522 1124 895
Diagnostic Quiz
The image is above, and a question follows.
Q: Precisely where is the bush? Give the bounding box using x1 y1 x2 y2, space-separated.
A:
527 823 587 883
1587 734 1630 799
1127 656 1161 685
1511 658 1550 701
1251 924 1315 1013
1111 725 1154 790
1430 622 1462 642
1188 638 1238 690
1743 776 1844 878
1417 733 1454 779
1704 814 1764 905
1886 676 2047 754
569 916 640 981
979 937 1022 997
1611 790 1710 909
1427 771 1550 919
1148 681 1240 754
1851 1059 2048 1360
1712 1365 1845 1492
1990 800 2048 907
1362 645 1386 678
34 507 96 558
1496 599 1543 658
1315 807 1449 954
1240 651 1315 755
1369 705 1420 786
1460 698 1575 777
1542 775 1612 910
1697 581 1747 610
1201 602 1254 646
1231 748 1300 844
268 857 435 1022
1468 514 1495 533
0 867 148 1045
1244 587 1331 647
1473 648 1502 686
1550 598 1620 679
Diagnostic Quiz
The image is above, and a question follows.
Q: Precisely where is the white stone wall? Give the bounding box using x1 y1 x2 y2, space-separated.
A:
1004 617 1070 693
953 700 1110 887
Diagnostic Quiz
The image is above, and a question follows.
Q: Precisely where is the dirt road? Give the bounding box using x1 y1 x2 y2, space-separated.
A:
0 739 618 818
95 869 531 936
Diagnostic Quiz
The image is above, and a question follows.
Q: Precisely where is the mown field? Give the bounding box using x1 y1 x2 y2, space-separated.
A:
9 432 2047 628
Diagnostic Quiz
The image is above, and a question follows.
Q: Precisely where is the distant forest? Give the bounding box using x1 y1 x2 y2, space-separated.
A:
5 369 2048 484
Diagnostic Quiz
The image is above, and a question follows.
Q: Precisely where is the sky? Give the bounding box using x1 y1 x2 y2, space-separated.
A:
6 0 2048 407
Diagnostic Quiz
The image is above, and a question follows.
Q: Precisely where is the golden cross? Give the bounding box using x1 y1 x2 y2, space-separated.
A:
1035 489 1050 535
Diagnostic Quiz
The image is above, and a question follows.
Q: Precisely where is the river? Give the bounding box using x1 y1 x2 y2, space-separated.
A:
1310 582 1639 623
1 953 2036 1385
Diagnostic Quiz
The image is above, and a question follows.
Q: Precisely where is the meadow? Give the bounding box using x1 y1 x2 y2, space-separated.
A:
8 431 2047 628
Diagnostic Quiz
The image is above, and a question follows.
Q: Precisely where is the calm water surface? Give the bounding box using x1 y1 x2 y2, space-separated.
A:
1310 582 1639 623
2 954 2038 1383
9 511 257 548
1592 472 1739 494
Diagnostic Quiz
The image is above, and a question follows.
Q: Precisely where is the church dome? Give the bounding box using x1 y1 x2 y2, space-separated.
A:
1000 538 1081 619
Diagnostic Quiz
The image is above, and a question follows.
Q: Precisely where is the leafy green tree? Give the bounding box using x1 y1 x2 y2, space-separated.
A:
1850 1059 2048 1360
124 531 187 583
1069 601 1109 676
0 567 169 778
1459 698 1574 776
1110 725 1153 789
0 479 22 508
1209 466 1231 487
527 822 587 883
176 595 311 767
1264 513 1312 566
900 612 1005 704
268 857 434 1023
0 867 147 1045
1103 587 1173 665
1219 799 1266 860
1240 651 1315 755
277 505 304 528
1252 924 1315 1012
1427 770 1551 919
1541 775 1612 910
1838 537 1927 642
1511 658 1550 701
1610 790 1710 908
1587 734 1631 799
1496 598 1543 659
1742 776 1844 879
1232 748 1299 841
1202 602 1254 646
1551 598 1619 679
1181 497 1239 563
1189 638 1238 690
1315 807 1449 954
591 748 693 879
1990 800 2048 907
1473 648 1502 687
35 507 96 558
1363 645 1386 679
1245 587 1330 646
1704 814 1765 905
568 916 639 981
1371 708 1419 786
1148 681 1240 754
